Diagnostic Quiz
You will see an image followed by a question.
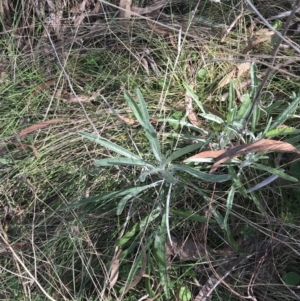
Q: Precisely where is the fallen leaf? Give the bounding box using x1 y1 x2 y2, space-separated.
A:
217 62 251 89
242 28 274 54
210 139 300 173
70 0 87 13
185 139 300 173
118 115 137 125
119 0 132 19
185 82 200 127
187 149 227 160
18 119 64 138
109 248 122 289
73 12 87 26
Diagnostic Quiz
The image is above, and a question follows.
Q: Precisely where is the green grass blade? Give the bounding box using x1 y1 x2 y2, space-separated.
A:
165 142 205 165
173 165 230 183
228 79 234 111
250 63 259 131
118 208 161 248
236 93 251 124
120 251 143 293
165 184 173 246
199 113 224 124
124 91 146 127
249 191 267 214
79 132 139 159
64 190 129 209
160 170 178 184
224 186 235 233
159 118 208 134
117 181 163 215
186 182 225 227
227 166 247 197
270 96 300 130
170 208 213 223
94 157 154 168
252 163 298 182
136 88 150 121
125 89 162 162
265 127 300 138
183 82 207 114
154 214 170 299
262 117 273 137
144 128 162 163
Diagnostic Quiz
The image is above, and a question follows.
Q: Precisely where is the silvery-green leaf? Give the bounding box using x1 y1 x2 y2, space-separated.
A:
79 132 139 159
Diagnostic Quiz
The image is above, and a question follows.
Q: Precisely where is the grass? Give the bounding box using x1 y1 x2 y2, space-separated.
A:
1 0 300 300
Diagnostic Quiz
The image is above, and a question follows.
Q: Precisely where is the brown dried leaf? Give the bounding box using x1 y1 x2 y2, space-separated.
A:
185 81 200 126
187 149 227 160
70 0 87 13
109 248 122 289
210 139 300 173
91 1 103 14
119 0 132 19
18 119 64 138
242 28 274 54
217 62 251 89
118 115 137 125
73 12 87 26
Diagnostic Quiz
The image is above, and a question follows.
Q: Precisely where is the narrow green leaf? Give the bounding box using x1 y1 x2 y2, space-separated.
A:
165 142 205 165
94 157 154 168
125 89 162 162
227 166 247 197
136 88 150 121
118 208 161 248
249 191 266 214
136 89 162 162
236 93 251 124
120 251 143 293
160 170 178 184
144 128 162 163
170 209 212 223
124 91 146 127
165 184 173 247
252 163 298 182
79 132 139 159
159 118 208 134
183 82 207 114
185 182 225 227
262 117 273 137
265 127 300 138
285 134 300 144
154 214 170 299
117 181 163 215
199 113 224 124
250 63 259 131
270 96 300 130
224 186 235 233
228 79 234 111
174 165 230 183
65 190 128 209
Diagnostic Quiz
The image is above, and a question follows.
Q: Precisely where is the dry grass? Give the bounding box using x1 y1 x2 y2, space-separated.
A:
0 0 300 300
